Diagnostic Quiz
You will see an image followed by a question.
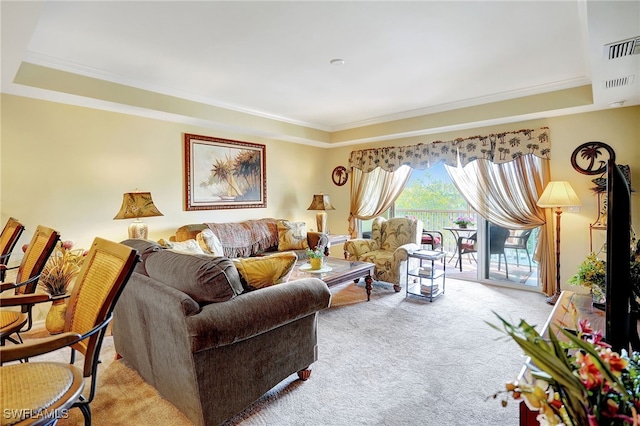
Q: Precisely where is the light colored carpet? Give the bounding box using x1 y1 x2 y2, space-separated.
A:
20 278 553 425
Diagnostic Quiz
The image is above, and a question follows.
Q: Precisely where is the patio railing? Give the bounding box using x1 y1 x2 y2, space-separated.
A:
396 208 474 254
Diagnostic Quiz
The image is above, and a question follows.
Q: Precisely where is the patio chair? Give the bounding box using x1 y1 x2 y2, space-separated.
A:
421 230 444 251
0 225 60 345
0 217 25 282
489 224 511 279
504 229 534 271
455 224 511 278
456 232 477 270
0 237 139 425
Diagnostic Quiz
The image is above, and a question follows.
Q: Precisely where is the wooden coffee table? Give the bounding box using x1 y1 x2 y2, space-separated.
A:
290 257 375 300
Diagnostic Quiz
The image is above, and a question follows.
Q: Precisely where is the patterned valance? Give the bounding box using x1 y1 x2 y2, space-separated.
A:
349 127 550 172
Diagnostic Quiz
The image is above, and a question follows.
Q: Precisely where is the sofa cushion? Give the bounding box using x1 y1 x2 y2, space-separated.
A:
120 239 164 275
277 220 309 251
196 229 224 256
144 250 244 304
232 252 298 290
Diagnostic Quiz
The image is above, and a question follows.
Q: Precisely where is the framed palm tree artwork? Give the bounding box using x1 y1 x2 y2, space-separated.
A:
184 133 266 210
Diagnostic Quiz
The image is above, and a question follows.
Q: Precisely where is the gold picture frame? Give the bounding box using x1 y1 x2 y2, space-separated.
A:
184 133 266 211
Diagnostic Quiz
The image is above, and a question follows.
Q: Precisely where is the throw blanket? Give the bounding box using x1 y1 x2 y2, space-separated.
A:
206 218 279 258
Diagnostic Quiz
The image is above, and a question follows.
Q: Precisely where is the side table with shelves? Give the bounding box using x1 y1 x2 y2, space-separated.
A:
406 249 446 302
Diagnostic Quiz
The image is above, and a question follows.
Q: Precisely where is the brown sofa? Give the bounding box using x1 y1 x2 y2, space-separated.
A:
113 239 331 426
172 218 328 259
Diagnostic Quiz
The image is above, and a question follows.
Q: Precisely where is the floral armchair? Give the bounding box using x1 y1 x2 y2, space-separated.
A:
344 216 423 292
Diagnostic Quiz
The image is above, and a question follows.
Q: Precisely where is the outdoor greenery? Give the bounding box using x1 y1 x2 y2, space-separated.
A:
395 169 468 211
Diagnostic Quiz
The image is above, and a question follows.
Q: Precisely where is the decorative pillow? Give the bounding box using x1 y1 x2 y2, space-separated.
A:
277 220 309 251
162 239 206 254
196 229 224 256
232 252 298 290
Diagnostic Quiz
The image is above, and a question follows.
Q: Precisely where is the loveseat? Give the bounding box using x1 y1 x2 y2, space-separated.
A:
171 218 328 259
113 239 331 426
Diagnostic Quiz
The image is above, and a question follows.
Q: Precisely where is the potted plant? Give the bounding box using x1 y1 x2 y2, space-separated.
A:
306 245 325 270
567 252 606 308
491 313 640 426
453 216 474 228
38 240 86 334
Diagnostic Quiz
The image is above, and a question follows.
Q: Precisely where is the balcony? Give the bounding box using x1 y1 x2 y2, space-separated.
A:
396 209 539 287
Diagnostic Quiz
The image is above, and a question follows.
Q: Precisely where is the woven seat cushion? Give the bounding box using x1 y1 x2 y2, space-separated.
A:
1 362 83 425
0 310 22 328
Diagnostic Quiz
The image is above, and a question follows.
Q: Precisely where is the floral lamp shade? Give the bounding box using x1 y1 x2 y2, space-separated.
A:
114 191 163 239
307 194 335 233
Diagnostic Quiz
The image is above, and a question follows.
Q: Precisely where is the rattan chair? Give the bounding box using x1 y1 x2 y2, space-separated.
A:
489 224 511 279
0 237 139 425
0 217 25 282
0 225 60 345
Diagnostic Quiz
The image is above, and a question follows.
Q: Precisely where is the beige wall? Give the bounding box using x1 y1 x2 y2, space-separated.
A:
2 94 639 295
1 94 327 250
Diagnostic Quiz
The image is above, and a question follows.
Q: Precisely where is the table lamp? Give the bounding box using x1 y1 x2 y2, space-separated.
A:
114 191 163 239
307 193 335 233
536 181 581 305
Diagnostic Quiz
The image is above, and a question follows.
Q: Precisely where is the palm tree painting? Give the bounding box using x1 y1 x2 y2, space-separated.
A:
185 134 266 210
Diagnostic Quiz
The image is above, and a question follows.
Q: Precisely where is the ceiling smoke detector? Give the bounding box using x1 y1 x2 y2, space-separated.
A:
604 36 640 60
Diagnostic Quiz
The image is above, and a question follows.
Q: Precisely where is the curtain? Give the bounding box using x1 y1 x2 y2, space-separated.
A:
445 156 555 295
347 127 555 295
348 128 550 171
347 165 412 237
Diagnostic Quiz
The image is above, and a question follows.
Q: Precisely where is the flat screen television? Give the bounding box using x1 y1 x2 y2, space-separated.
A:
605 159 633 352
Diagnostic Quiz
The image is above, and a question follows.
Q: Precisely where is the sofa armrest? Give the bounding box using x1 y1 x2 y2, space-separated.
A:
344 239 379 260
186 278 330 353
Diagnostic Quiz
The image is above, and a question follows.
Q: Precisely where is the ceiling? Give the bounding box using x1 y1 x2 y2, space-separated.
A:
1 1 639 145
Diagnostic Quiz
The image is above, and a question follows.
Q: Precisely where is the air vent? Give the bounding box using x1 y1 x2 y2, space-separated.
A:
603 75 635 89
604 37 640 60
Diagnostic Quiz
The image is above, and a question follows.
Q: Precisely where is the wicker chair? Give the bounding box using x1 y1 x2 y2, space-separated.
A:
0 237 139 425
0 225 60 345
0 217 25 282
504 229 534 271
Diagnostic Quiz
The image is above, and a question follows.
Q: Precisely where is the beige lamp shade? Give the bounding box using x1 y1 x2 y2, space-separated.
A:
537 181 581 208
114 191 163 239
307 194 335 233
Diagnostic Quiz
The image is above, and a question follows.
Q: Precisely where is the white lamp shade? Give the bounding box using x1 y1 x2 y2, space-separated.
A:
537 181 581 208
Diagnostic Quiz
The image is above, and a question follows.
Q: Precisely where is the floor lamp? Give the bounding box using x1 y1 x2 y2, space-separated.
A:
537 181 581 305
